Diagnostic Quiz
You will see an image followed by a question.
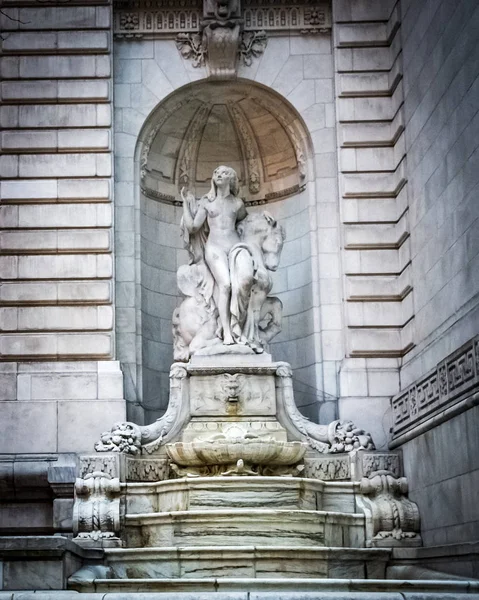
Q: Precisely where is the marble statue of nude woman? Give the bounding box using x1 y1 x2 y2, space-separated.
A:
181 165 247 346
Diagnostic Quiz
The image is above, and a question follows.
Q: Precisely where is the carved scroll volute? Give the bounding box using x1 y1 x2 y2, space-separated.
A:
140 363 189 453
73 471 121 542
358 470 421 547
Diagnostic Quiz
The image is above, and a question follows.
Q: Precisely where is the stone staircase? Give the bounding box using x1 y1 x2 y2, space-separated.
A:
67 474 478 597
65 359 478 597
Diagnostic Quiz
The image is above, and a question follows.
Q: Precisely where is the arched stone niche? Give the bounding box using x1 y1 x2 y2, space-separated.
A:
128 79 325 423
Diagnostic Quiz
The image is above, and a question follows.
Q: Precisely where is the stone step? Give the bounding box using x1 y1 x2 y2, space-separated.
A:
125 476 357 516
124 508 365 548
100 545 390 580
67 574 479 597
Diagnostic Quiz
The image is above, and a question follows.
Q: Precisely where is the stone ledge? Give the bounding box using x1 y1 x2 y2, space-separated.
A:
1 594 479 600
0 453 75 501
0 536 101 560
69 576 479 595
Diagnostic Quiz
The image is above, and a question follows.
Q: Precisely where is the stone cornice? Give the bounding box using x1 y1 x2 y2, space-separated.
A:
113 1 331 39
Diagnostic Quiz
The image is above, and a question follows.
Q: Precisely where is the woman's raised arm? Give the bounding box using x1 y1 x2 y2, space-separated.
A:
181 188 207 233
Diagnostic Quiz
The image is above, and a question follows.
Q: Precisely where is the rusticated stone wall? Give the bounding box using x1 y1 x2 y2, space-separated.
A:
0 0 126 453
390 0 479 548
399 0 479 386
332 0 410 449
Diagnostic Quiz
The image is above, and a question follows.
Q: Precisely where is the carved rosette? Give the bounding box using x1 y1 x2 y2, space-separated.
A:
358 470 421 547
73 471 121 542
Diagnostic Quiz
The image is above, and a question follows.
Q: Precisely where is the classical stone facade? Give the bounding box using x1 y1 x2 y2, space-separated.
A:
0 0 479 596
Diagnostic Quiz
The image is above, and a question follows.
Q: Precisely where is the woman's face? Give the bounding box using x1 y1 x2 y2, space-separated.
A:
213 166 232 187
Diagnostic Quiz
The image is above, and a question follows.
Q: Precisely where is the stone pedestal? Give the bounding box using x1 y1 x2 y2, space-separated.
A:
69 355 422 589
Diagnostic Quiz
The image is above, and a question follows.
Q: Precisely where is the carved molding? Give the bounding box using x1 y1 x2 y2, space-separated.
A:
126 458 170 481
170 459 304 478
114 2 331 39
392 335 479 439
79 455 119 479
360 453 401 479
303 456 350 480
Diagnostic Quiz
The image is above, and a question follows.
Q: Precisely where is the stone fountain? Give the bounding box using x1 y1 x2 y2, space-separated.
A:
70 166 421 592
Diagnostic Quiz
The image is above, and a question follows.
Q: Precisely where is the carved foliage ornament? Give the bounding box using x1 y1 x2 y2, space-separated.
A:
175 28 267 76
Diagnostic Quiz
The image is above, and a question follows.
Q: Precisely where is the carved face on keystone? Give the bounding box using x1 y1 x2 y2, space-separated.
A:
212 0 238 20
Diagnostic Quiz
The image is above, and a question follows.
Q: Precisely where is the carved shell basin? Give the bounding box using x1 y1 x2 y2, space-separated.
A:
166 439 306 467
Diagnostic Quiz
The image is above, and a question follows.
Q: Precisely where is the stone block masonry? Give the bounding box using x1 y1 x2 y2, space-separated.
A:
332 0 412 446
333 0 413 362
0 0 126 453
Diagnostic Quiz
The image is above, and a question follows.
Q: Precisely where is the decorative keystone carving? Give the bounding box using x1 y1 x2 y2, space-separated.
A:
202 21 242 79
177 28 266 77
359 470 421 547
73 471 121 541
173 0 269 78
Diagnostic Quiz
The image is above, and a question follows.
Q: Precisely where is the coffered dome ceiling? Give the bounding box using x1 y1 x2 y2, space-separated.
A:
140 81 309 205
